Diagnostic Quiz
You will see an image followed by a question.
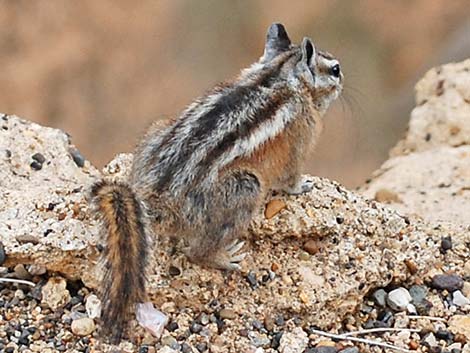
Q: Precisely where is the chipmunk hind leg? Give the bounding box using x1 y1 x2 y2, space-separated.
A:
185 171 262 270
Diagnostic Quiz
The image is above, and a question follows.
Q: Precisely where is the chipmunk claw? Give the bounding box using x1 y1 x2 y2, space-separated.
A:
220 240 246 271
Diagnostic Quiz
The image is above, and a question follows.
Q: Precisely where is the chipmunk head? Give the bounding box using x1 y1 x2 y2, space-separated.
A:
261 23 343 112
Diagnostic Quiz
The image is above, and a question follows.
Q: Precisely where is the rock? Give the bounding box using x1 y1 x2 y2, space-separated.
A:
452 290 470 307
158 347 179 353
85 294 102 319
264 199 286 219
311 348 338 353
339 348 358 353
386 287 412 311
372 289 387 307
409 285 428 304
361 59 470 225
13 264 31 280
441 236 453 252
41 277 71 311
248 331 271 347
278 327 308 353
0 241 5 265
219 308 237 320
27 264 47 276
432 274 464 292
161 335 178 347
423 332 438 348
0 115 100 285
449 315 470 340
68 147 85 168
303 240 320 255
2 59 470 350
71 317 95 336
406 303 417 314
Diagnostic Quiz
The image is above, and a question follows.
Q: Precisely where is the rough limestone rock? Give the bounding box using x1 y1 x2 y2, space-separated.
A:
0 114 101 286
1 60 470 352
362 59 470 225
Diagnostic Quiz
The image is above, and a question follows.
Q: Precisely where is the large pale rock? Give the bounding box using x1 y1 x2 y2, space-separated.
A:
1 59 470 350
0 115 101 285
362 59 470 225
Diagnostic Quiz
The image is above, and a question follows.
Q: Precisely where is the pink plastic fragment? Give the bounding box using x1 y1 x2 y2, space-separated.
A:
136 302 168 338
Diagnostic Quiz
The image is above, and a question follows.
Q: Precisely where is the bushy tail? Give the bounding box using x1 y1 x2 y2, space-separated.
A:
91 180 148 343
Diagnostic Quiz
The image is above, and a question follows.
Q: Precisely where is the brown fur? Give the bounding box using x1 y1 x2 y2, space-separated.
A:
91 180 148 343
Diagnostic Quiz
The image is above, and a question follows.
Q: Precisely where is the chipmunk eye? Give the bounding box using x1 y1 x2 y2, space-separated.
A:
329 64 340 78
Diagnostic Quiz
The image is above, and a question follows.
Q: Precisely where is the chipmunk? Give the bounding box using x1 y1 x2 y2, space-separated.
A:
91 23 343 342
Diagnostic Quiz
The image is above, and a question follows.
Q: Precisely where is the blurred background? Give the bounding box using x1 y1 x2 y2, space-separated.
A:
1 1 469 187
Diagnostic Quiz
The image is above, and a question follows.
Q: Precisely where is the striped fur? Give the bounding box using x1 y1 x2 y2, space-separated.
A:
91 180 148 343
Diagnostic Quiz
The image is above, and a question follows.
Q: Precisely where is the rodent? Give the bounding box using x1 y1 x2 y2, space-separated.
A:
91 23 343 342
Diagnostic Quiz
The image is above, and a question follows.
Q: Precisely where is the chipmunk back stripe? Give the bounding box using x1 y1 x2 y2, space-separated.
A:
190 89 292 187
141 54 297 193
150 87 288 193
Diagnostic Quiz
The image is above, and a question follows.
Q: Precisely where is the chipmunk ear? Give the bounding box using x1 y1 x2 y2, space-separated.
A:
301 37 316 66
263 23 291 61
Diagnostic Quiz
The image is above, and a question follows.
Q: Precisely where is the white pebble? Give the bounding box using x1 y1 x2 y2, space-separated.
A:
71 317 95 336
14 289 25 300
387 287 412 311
85 294 102 319
406 303 417 314
453 290 470 307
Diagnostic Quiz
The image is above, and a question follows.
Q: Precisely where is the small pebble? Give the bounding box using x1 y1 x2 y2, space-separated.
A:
248 331 271 347
168 266 181 276
27 264 47 276
452 290 470 307
387 287 411 311
190 322 203 334
31 152 46 164
440 236 452 252
246 271 258 289
299 251 310 261
30 160 42 171
409 285 428 304
15 234 39 245
303 240 320 255
0 241 5 266
264 199 286 219
166 321 179 332
311 347 338 353
198 313 209 325
85 294 102 319
161 335 177 347
14 264 32 280
181 343 192 353
68 148 85 168
71 318 95 336
435 329 453 342
195 342 208 352
432 274 463 292
423 332 438 348
372 289 387 307
218 308 237 320
339 348 359 353
271 331 283 349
